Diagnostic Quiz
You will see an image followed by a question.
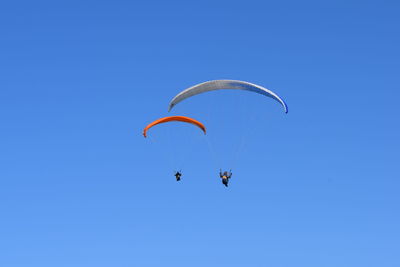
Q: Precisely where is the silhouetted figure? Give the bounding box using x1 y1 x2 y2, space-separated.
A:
174 171 182 181
219 170 232 187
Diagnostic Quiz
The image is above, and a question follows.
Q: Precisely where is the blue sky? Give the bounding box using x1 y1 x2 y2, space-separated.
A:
0 1 399 266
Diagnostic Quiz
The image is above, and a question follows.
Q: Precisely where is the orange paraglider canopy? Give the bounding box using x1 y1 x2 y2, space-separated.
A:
143 116 206 137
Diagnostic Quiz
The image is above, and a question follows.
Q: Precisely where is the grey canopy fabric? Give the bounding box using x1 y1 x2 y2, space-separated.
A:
168 80 288 113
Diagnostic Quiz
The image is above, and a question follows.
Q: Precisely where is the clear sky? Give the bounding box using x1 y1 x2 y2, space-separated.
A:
1 1 399 266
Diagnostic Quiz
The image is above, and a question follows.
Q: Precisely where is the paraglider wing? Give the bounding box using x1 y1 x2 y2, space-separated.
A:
143 116 206 137
168 80 288 113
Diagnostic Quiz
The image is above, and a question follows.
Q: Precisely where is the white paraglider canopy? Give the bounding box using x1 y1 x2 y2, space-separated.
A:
168 80 288 113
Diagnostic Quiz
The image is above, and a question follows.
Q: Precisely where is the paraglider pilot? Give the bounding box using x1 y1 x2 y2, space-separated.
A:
219 170 232 187
174 171 182 181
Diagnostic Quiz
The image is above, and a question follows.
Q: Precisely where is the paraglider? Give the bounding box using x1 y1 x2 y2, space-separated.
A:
143 116 206 138
143 116 206 182
219 170 232 187
168 79 288 113
174 171 182 181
